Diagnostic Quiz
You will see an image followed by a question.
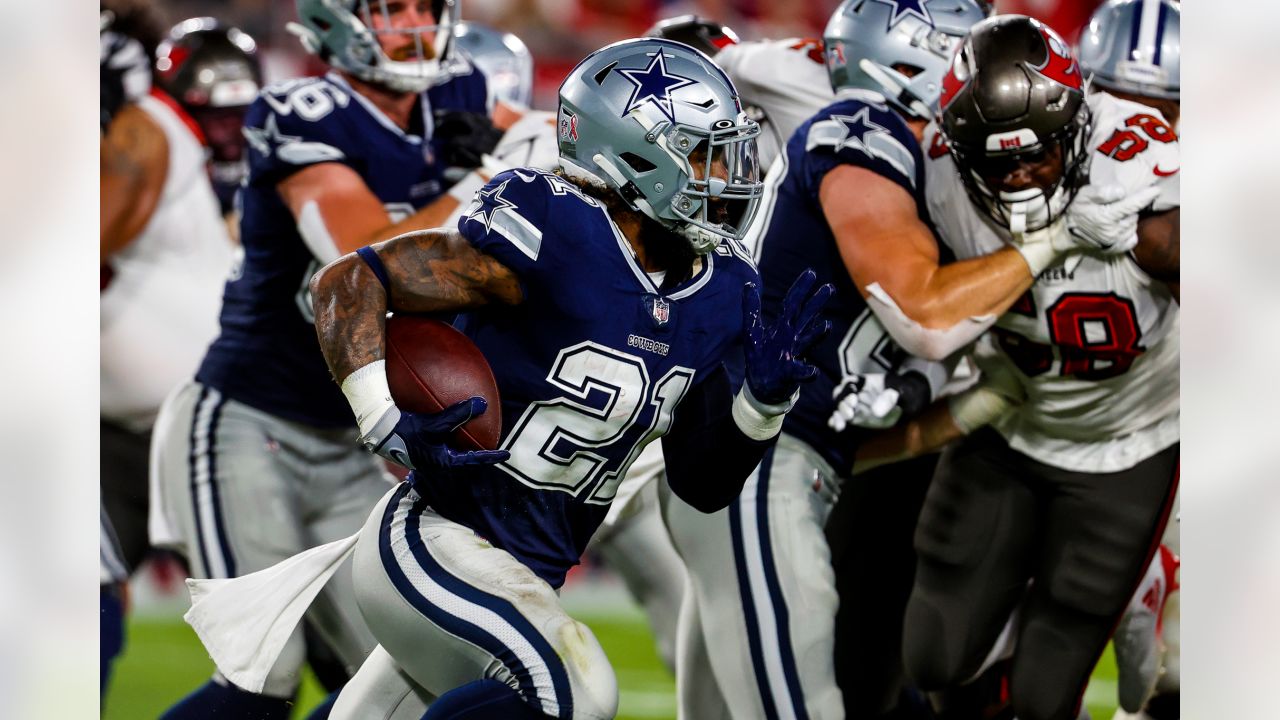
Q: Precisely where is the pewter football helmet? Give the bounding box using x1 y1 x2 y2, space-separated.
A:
823 0 987 119
558 38 763 254
1078 0 1180 101
940 15 1091 232
287 0 465 93
452 22 533 107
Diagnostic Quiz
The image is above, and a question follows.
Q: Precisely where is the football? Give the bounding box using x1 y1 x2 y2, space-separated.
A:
384 314 502 451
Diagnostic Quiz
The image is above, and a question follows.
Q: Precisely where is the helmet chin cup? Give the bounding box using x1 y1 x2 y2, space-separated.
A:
707 177 727 196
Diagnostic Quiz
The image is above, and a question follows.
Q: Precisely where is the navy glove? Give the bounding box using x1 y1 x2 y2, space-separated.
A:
365 396 509 475
742 269 833 406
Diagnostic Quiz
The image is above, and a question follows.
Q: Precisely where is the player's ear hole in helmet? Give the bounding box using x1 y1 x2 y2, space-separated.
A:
286 0 468 93
938 15 1092 233
556 38 764 255
822 0 988 120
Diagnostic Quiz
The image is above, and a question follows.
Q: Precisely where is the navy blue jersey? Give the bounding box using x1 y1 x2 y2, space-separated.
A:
196 70 489 427
417 168 758 587
754 91 928 472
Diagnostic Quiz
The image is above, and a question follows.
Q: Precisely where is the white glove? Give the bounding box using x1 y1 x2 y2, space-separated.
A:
1065 184 1161 254
828 373 902 431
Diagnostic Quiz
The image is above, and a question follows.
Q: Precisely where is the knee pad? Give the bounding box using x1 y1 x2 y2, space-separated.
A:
902 592 972 690
554 620 618 720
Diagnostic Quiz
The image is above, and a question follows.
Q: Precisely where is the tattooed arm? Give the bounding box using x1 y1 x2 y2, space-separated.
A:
310 228 524 384
101 103 168 262
1134 207 1179 302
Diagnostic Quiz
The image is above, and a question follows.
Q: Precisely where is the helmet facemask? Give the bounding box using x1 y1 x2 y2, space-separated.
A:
660 117 763 253
289 0 466 93
947 103 1091 233
557 39 765 256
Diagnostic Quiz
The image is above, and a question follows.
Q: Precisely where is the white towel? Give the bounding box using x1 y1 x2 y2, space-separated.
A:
183 532 360 693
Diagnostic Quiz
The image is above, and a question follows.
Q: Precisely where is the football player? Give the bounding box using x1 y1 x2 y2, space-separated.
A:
658 2 997 718
312 37 829 719
101 0 235 577
897 15 1180 720
1078 2 1181 717
645 15 835 171
150 1 500 717
154 18 263 232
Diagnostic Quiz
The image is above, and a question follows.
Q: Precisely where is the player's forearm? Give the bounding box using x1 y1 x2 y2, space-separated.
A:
863 248 1032 361
663 369 778 512
311 253 388 384
852 401 965 475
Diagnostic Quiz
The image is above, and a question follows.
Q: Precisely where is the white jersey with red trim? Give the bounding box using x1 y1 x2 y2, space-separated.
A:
924 92 1180 472
714 37 834 169
101 93 234 431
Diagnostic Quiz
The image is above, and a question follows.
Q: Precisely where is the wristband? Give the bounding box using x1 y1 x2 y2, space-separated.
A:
355 247 391 294
1013 240 1058 276
340 360 396 440
731 385 795 441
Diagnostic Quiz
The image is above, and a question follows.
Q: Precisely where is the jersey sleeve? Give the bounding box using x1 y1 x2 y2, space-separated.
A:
1087 99 1180 213
456 169 554 283
798 100 923 202
242 80 358 187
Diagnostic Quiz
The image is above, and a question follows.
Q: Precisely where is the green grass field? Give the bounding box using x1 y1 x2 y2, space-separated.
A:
104 612 1119 719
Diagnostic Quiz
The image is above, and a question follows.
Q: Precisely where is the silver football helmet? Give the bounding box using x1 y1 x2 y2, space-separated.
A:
1078 0 1180 101
453 22 533 108
287 0 465 93
558 38 763 254
823 0 987 119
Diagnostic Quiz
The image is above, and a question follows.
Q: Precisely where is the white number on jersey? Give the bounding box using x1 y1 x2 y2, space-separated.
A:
500 342 694 504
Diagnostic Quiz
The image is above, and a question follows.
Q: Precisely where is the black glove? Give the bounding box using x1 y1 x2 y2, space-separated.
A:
433 109 504 170
100 30 149 133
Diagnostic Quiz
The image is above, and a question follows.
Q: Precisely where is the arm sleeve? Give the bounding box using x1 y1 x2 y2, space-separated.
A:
662 365 775 513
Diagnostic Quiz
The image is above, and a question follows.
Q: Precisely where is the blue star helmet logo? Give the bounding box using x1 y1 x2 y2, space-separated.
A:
467 179 518 234
617 52 697 123
871 0 935 30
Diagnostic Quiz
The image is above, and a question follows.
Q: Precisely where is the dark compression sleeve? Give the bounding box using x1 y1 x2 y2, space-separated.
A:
662 365 777 513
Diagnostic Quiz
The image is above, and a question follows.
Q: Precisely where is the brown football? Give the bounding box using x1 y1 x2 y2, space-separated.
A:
384 314 502 451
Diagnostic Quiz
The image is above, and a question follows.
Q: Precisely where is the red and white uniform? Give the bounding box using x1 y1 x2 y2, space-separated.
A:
101 91 234 432
925 92 1180 472
715 38 835 169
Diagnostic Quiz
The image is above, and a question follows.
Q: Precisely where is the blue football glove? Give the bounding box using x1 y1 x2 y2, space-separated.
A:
742 269 833 407
364 396 509 475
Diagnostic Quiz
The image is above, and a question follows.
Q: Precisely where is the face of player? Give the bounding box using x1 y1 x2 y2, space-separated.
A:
366 0 439 62
193 106 250 163
688 142 736 224
973 142 1065 197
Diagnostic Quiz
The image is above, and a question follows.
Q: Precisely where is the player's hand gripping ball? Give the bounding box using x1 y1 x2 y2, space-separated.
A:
371 316 509 477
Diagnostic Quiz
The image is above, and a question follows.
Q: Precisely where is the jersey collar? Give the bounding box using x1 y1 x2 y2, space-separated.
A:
599 207 716 299
326 71 428 145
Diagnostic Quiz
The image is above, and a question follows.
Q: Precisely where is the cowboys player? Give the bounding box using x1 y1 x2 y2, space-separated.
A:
1078 3 1181 717
310 37 830 719
659 2 995 718
151 1 497 717
900 15 1180 720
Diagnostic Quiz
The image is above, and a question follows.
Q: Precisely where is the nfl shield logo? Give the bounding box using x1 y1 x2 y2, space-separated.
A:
646 295 671 327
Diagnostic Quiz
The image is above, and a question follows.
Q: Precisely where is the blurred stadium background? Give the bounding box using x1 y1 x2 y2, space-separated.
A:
103 1 1124 718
